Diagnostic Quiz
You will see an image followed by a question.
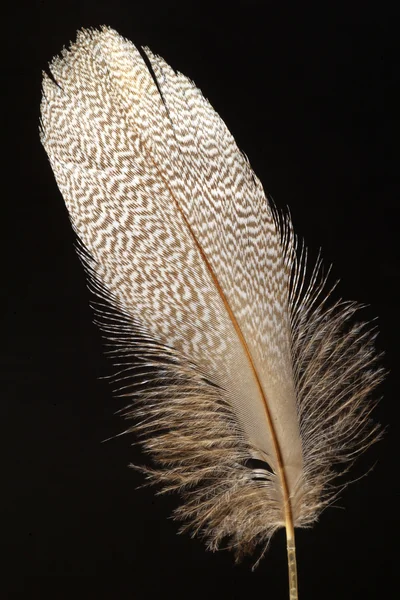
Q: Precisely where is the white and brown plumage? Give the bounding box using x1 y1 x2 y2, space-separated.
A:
40 27 383 599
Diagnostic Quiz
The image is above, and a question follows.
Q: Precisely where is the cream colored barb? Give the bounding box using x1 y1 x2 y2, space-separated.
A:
40 27 383 600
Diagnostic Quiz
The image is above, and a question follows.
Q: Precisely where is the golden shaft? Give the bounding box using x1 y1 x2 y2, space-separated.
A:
286 530 298 600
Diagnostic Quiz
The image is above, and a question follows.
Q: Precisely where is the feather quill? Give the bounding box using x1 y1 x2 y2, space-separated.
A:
40 27 383 599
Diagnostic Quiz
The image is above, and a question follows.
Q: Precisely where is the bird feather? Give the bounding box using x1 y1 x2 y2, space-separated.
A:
40 26 383 598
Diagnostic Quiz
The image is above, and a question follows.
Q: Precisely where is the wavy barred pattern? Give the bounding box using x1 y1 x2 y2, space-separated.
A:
40 27 383 571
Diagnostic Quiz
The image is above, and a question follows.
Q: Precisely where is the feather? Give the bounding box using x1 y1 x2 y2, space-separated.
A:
40 27 383 599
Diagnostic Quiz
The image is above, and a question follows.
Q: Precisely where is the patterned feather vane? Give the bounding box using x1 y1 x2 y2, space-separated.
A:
40 27 383 599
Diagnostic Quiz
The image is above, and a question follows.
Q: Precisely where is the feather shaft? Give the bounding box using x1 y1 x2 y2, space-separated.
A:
168 161 299 565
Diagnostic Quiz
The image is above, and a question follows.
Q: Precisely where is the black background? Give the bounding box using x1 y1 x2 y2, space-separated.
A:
4 1 399 598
